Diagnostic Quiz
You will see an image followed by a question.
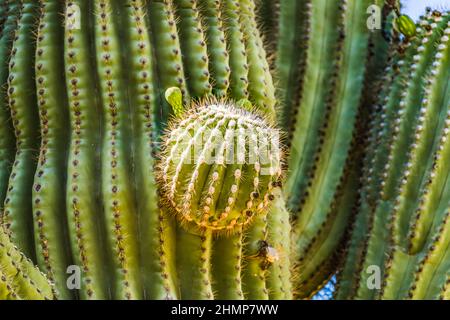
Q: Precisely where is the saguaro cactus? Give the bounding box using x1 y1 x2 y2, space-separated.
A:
336 9 450 300
0 0 291 300
0 0 448 301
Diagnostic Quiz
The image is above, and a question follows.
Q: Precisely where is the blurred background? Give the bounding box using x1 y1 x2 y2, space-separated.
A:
402 0 449 20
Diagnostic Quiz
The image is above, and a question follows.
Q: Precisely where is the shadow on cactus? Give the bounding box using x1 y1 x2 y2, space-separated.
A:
0 0 448 300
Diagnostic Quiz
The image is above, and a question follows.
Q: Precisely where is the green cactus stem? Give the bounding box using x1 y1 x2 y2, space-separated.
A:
32 0 73 300
0 1 17 215
2 0 40 260
0 226 54 300
64 0 110 300
336 10 450 300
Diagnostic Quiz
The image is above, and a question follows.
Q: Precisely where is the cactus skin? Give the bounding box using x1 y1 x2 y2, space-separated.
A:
32 0 74 300
336 11 450 300
0 0 448 301
0 226 54 300
64 0 110 300
2 0 41 261
0 0 293 300
269 0 393 298
0 1 17 218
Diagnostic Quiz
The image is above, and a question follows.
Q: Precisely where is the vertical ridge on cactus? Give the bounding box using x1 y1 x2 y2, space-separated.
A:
32 0 73 300
0 0 449 301
3 0 40 261
64 0 110 300
0 0 17 230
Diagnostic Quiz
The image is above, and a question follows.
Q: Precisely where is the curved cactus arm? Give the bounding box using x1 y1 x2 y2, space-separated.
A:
31 0 74 300
284 0 373 297
121 0 178 300
380 13 450 300
0 227 54 300
351 23 424 299
295 148 360 299
198 0 230 98
388 15 450 249
2 0 40 260
283 0 344 209
147 0 189 127
64 0 110 300
173 0 212 98
405 25 450 254
94 0 142 299
337 10 450 300
0 1 17 212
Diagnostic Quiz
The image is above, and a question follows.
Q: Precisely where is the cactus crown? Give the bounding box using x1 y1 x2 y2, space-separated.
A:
158 98 283 234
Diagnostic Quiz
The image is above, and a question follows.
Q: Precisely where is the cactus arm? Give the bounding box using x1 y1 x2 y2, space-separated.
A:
2 0 40 259
121 0 178 300
335 53 403 300
406 27 450 254
30 0 74 300
242 214 269 299
389 15 450 247
0 1 17 210
64 0 110 300
283 0 344 209
221 0 248 101
147 0 189 125
274 0 309 132
94 0 142 299
289 0 371 295
0 228 54 299
173 0 212 98
266 187 292 300
385 114 450 300
353 41 419 299
198 0 230 97
379 14 449 300
239 0 276 117
296 152 360 299
176 229 213 299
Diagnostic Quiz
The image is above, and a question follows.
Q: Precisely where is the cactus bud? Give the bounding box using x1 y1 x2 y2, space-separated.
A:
395 15 417 38
158 101 283 234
